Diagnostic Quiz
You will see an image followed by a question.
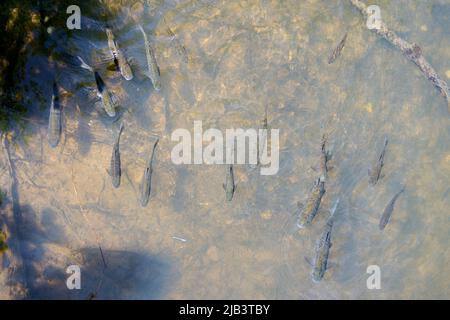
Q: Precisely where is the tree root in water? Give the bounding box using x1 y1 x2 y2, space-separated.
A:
0 134 28 299
350 0 450 112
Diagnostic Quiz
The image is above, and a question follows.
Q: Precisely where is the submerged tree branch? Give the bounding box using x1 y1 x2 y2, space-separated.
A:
1 134 28 299
350 0 450 112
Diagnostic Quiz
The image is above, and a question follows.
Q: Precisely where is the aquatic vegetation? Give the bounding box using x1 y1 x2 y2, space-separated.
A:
0 229 8 254
0 188 6 206
0 1 38 132
0 0 70 133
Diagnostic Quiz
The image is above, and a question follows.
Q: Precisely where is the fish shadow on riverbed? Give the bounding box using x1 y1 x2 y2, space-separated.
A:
172 166 190 213
74 113 94 156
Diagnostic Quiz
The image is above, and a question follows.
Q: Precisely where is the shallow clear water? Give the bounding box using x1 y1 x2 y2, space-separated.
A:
1 0 449 299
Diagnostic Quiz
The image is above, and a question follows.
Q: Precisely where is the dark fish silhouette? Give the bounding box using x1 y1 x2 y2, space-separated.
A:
369 137 388 185
138 24 161 91
297 177 326 228
319 134 331 182
258 106 269 166
251 105 268 169
140 138 159 207
328 33 348 64
77 56 118 117
311 199 339 282
109 123 124 188
94 71 117 117
379 187 405 230
48 82 61 148
223 164 236 201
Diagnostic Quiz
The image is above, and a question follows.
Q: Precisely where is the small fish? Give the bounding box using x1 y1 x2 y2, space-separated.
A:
76 56 94 72
94 71 117 117
48 82 61 148
328 32 348 64
77 57 118 117
297 177 326 228
105 27 133 80
223 164 236 201
379 187 405 230
109 123 124 188
369 137 388 185
172 236 187 242
311 199 340 283
138 24 161 91
258 106 269 166
166 25 188 63
319 134 331 181
140 138 159 207
251 106 268 169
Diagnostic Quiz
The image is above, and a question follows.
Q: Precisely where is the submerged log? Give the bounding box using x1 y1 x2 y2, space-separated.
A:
350 0 450 112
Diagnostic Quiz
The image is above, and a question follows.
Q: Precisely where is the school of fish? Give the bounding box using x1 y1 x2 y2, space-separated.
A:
44 10 409 287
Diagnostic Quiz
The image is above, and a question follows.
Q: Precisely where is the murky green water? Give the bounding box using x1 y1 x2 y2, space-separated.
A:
0 0 449 299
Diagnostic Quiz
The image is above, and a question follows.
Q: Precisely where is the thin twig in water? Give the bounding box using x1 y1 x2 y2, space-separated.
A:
98 245 107 269
87 275 104 300
18 170 47 190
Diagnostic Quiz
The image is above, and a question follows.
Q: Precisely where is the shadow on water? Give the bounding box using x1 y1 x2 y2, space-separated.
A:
0 0 162 144
27 247 175 300
14 204 175 299
1 138 30 297
1 0 182 147
1 0 180 297
40 208 69 243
